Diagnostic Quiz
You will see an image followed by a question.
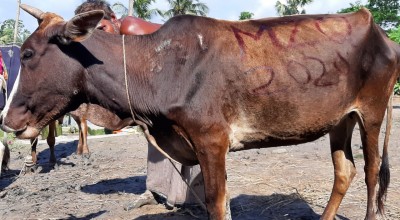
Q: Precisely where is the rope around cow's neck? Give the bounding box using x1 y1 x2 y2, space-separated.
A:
122 35 207 211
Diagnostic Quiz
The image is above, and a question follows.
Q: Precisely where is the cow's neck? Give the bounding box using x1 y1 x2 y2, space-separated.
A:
81 31 163 123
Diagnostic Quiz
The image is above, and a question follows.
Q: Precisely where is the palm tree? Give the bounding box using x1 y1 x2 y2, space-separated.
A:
275 0 314 16
112 2 129 17
159 0 209 19
112 0 158 20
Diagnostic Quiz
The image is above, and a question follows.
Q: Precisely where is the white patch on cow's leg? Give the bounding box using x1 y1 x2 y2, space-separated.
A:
1 70 21 121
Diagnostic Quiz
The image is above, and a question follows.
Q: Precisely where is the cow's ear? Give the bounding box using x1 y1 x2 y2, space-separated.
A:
63 10 104 42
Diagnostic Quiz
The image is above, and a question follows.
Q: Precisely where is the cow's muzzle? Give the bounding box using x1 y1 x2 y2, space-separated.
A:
0 114 39 139
0 114 19 133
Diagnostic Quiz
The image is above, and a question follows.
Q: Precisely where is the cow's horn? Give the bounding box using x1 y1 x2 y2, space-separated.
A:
20 4 44 20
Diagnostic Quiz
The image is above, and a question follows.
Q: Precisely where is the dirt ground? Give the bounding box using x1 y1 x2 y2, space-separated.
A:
1 107 400 220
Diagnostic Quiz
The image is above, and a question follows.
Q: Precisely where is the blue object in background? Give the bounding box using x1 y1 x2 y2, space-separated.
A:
0 45 21 109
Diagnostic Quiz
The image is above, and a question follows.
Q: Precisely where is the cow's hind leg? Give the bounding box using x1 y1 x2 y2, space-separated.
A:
359 116 387 220
72 115 90 157
322 114 357 219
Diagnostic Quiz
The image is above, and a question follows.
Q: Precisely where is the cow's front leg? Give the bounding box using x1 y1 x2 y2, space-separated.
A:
47 121 57 164
192 129 230 220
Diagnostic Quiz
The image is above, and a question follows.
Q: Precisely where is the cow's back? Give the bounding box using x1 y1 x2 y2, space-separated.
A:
173 9 399 151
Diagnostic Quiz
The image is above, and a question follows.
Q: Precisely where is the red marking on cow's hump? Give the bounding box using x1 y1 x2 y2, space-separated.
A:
314 17 352 43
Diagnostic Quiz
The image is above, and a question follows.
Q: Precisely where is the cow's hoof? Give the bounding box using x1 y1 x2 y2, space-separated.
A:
72 153 79 159
82 153 91 159
82 153 91 166
124 190 158 211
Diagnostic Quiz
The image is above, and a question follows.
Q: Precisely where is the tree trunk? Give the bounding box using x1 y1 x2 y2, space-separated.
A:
13 0 21 44
128 0 134 16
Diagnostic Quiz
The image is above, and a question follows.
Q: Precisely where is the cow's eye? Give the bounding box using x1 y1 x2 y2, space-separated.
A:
22 49 34 60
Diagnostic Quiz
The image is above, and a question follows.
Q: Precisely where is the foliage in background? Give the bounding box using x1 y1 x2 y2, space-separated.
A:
275 0 314 16
338 0 400 30
0 19 31 45
394 82 400 95
338 0 400 94
389 26 400 43
158 0 209 19
239 11 254 20
112 2 129 17
337 0 364 13
367 0 400 29
112 0 158 20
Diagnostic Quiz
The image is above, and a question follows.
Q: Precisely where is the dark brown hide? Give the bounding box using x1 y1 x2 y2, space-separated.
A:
1 6 399 220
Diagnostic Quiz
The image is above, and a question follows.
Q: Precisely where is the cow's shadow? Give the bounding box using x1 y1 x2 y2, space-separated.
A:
80 176 147 195
36 140 78 173
65 210 107 220
133 193 350 220
0 169 20 190
74 176 351 219
1 140 78 187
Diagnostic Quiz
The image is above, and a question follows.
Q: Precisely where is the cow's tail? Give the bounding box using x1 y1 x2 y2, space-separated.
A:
377 94 392 215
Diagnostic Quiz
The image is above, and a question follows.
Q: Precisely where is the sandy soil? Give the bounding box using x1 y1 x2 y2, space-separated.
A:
1 107 400 220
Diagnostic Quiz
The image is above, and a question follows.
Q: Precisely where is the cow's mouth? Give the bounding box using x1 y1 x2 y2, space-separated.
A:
0 115 40 139
14 126 40 139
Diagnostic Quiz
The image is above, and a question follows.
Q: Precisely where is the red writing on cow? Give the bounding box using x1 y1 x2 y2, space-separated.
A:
232 16 353 57
247 51 350 95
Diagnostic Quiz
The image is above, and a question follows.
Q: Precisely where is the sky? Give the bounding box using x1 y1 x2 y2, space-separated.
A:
0 0 368 34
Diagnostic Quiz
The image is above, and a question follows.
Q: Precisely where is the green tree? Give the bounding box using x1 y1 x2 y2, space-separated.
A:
112 0 158 20
112 2 129 17
338 0 400 29
158 0 209 19
389 26 400 43
368 0 400 28
275 0 314 16
0 19 31 45
337 0 364 13
239 11 254 20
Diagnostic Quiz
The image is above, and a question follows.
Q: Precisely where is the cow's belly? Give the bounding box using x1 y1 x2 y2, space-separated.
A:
228 117 338 151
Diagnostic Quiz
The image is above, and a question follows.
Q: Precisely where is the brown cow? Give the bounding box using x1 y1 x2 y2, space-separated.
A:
1 5 398 219
29 104 131 165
